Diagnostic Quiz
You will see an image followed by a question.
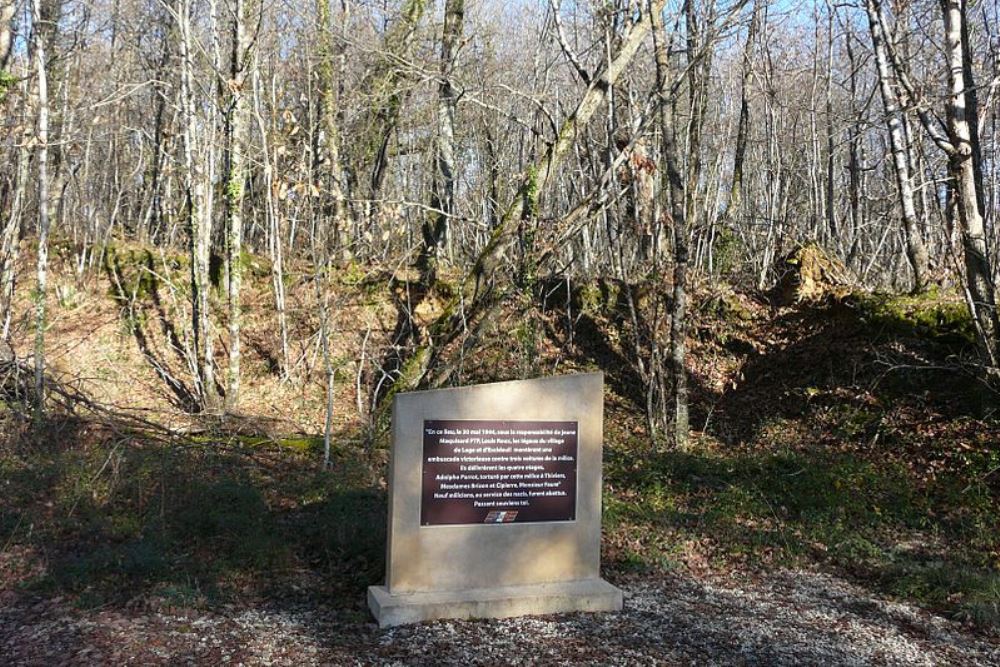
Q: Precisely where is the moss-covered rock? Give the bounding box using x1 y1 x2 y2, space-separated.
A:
240 249 273 279
700 285 755 323
773 243 853 304
852 289 975 346
103 244 160 303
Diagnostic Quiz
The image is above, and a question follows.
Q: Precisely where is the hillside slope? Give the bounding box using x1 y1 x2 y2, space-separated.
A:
1 246 998 663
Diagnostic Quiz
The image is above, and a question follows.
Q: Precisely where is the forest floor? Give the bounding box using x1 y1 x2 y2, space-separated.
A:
2 242 999 664
2 569 998 665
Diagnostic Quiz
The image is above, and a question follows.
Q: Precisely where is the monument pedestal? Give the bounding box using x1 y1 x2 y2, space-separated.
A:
368 579 623 628
371 374 619 628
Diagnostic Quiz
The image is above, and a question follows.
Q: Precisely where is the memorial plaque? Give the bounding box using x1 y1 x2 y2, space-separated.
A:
421 419 578 526
368 373 622 627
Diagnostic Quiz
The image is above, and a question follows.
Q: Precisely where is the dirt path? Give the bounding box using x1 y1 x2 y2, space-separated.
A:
2 569 997 666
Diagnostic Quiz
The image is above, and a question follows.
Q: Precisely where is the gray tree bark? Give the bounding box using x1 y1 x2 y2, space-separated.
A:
420 0 464 287
865 0 930 292
178 0 218 408
1 79 29 340
0 0 14 71
32 0 50 417
223 0 257 408
316 0 347 256
844 23 865 269
726 0 759 223
652 0 690 449
940 0 999 367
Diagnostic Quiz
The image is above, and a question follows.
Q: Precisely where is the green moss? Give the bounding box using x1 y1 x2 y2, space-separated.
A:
103 245 159 304
225 177 243 204
712 227 740 276
334 260 367 287
854 290 975 346
189 433 325 454
600 280 621 313
0 70 16 102
578 282 603 316
276 435 325 453
701 288 752 323
375 345 432 424
431 274 458 301
832 534 886 564
240 249 272 278
514 316 540 376
524 165 540 218
570 278 632 319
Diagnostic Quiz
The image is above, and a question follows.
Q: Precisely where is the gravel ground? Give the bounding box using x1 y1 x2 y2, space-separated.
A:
2 569 997 666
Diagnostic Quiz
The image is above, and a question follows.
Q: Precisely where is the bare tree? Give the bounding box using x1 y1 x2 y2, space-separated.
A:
420 0 464 286
939 0 998 367
0 0 14 71
32 0 51 416
362 0 429 233
871 0 998 367
316 0 347 256
390 0 668 397
722 0 759 232
652 0 689 447
222 0 261 408
178 0 219 408
4 0 999 431
1 54 27 339
864 0 930 292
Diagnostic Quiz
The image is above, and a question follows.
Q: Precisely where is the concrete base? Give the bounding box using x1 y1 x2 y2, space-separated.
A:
368 579 623 628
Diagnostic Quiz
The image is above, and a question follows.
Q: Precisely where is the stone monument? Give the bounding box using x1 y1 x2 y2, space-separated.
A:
368 372 622 627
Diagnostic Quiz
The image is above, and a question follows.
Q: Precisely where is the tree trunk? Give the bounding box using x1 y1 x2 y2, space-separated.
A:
316 0 347 257
865 0 930 292
0 0 14 71
420 0 464 286
725 1 758 224
316 262 335 468
672 0 705 449
652 0 690 449
223 0 256 409
139 36 174 244
365 0 428 234
178 0 218 408
844 23 864 268
32 0 50 417
1 81 29 339
941 0 999 367
253 61 291 379
823 1 837 246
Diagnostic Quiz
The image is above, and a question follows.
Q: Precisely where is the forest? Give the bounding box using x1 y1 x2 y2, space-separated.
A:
1 0 999 663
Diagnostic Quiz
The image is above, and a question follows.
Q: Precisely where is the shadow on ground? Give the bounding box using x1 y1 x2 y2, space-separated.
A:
0 413 387 613
704 298 990 447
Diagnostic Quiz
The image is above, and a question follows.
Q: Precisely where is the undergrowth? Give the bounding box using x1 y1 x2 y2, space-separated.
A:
602 439 999 626
0 426 385 610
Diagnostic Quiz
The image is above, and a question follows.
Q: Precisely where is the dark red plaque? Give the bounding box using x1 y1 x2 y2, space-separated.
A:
421 419 578 526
